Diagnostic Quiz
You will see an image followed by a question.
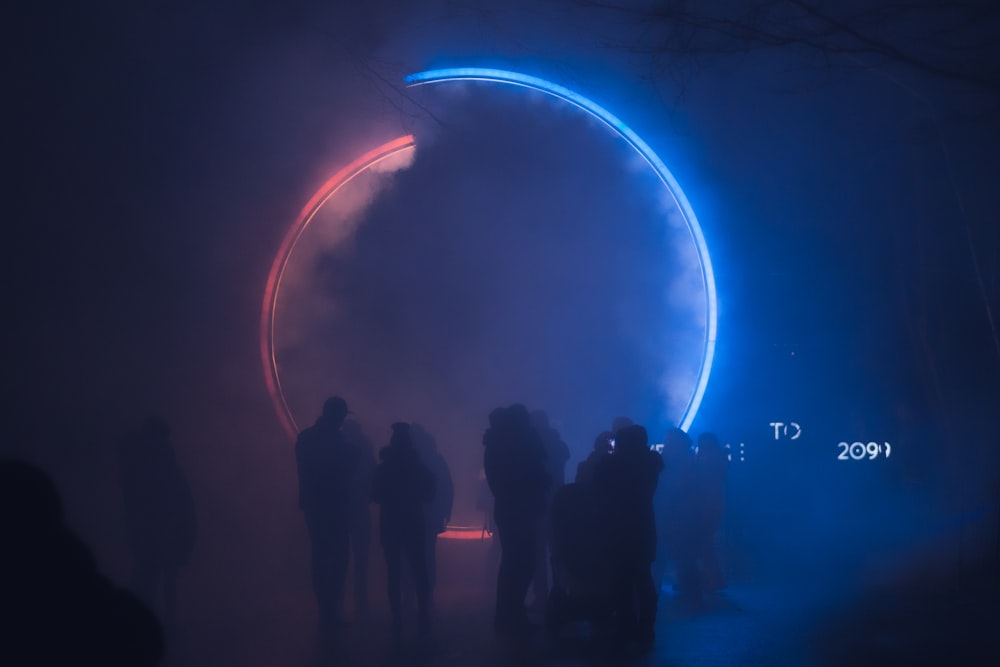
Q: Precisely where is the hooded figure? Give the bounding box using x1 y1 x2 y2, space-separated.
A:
372 422 435 636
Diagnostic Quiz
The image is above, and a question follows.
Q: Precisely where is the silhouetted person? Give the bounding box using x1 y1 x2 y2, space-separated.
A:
611 415 634 434
593 424 663 651
693 432 728 592
530 409 570 611
658 427 699 603
411 423 453 604
576 430 614 484
483 404 550 635
343 418 375 621
2 459 164 666
372 422 435 637
296 396 360 632
118 416 197 632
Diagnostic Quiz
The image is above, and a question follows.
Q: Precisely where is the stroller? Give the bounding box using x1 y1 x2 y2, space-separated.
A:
544 482 617 639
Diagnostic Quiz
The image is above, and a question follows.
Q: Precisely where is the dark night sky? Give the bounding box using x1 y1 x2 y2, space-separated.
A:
6 1 1000 662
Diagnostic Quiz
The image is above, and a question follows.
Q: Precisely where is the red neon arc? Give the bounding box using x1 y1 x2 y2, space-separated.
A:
260 135 417 441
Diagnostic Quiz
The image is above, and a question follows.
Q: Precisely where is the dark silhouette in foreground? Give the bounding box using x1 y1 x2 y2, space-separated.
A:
1 459 164 666
372 422 436 637
483 404 550 635
296 396 360 632
118 416 197 631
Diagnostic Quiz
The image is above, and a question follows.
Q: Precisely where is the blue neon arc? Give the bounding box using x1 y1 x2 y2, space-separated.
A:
405 67 718 433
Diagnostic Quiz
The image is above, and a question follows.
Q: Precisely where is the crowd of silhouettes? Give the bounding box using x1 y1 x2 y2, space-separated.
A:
477 407 729 653
295 397 455 643
290 396 729 653
0 396 729 664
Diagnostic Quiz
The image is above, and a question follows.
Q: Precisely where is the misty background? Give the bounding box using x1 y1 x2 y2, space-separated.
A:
7 0 1000 664
273 81 708 523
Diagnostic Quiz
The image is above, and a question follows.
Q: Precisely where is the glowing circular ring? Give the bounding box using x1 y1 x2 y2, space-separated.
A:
261 135 416 439
262 68 717 439
405 68 717 433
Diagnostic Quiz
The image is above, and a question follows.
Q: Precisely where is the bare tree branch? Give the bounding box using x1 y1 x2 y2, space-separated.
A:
577 0 1000 92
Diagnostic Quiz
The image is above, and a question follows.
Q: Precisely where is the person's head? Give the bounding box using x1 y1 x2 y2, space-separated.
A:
611 416 634 434
662 427 694 462
389 422 413 448
506 403 531 429
320 396 350 427
488 406 507 430
615 424 649 456
593 430 613 454
530 409 550 431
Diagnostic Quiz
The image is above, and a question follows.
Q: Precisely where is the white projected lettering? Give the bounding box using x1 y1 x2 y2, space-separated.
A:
769 421 802 440
724 442 745 462
837 441 892 461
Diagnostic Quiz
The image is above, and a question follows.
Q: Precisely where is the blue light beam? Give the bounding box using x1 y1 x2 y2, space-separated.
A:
405 67 718 432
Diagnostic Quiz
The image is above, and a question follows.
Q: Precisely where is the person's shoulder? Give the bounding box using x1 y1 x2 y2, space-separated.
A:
295 425 322 451
297 423 319 438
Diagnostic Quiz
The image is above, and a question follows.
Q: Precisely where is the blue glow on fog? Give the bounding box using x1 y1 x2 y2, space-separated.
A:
405 67 718 432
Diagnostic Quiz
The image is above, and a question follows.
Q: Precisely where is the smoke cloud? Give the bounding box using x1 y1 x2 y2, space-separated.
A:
270 80 711 522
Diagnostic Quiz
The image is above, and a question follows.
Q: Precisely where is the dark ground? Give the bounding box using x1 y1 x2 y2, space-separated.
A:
161 529 1000 667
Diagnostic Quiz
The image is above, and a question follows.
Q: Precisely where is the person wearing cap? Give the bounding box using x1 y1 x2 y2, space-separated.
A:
296 396 360 633
372 422 436 637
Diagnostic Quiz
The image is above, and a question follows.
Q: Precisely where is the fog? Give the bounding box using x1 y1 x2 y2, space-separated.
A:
6 0 1000 664
272 81 708 524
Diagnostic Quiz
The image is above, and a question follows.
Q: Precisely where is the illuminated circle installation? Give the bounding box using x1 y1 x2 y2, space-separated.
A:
261 135 416 439
262 68 717 440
